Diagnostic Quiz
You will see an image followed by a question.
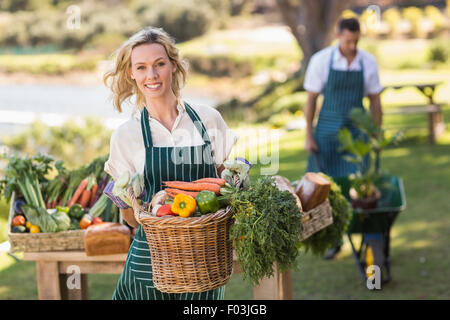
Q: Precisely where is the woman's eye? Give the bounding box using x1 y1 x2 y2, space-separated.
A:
157 62 165 67
137 66 145 70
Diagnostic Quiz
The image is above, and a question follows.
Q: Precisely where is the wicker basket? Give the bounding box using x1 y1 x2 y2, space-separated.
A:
300 199 334 241
129 188 234 293
7 192 85 252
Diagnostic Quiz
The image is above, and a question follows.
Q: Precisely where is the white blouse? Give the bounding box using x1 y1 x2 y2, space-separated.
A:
104 101 239 180
304 45 383 96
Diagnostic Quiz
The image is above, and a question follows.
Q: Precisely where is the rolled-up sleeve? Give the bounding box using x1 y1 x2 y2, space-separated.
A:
104 128 135 180
207 108 239 168
303 54 325 93
365 55 383 96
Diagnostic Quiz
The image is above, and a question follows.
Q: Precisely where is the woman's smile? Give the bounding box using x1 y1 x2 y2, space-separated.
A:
144 82 162 91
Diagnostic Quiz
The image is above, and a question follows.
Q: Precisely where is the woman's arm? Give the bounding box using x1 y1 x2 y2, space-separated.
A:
120 207 139 228
217 164 225 178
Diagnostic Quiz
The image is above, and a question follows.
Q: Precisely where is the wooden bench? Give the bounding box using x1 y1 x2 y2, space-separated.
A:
381 82 446 144
384 104 445 144
23 250 293 300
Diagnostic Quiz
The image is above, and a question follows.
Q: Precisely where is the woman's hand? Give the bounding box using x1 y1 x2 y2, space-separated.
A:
120 207 139 228
305 134 319 154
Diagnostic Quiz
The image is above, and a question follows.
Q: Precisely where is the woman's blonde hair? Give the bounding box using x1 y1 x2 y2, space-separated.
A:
103 27 188 112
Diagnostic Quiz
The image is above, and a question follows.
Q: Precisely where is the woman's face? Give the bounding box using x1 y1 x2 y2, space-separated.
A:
130 43 176 101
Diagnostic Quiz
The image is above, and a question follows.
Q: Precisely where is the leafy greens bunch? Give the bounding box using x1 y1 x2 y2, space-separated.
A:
229 175 302 285
0 153 54 208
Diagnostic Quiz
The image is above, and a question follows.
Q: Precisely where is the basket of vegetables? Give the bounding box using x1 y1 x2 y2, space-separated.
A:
115 159 252 293
2 153 117 252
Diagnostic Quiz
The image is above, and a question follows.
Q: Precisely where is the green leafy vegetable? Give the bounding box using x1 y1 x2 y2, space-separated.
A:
229 175 302 285
52 210 71 232
0 153 53 208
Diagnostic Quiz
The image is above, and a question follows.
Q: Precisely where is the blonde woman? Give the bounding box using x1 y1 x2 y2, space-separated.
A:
103 27 238 300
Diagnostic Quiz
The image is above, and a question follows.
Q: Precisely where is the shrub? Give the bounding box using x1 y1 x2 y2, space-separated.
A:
382 7 401 37
428 40 448 64
272 92 305 114
186 54 252 77
402 7 423 37
138 0 213 43
1 118 111 169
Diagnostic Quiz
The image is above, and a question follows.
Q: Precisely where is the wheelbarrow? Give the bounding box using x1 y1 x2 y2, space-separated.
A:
334 175 407 284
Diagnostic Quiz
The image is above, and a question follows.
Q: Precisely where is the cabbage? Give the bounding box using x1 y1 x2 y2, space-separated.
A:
51 210 71 232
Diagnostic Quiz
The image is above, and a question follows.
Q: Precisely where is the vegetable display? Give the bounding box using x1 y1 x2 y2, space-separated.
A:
1 153 113 234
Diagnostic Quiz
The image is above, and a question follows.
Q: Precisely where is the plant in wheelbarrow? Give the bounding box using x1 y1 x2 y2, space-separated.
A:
338 109 402 210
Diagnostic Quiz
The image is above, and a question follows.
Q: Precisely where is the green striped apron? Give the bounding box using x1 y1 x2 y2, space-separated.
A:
112 102 225 300
306 48 369 178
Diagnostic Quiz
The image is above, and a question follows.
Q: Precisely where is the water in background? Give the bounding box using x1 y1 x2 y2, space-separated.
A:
0 84 218 136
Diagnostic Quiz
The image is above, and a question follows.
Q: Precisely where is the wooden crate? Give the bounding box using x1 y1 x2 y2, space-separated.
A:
8 192 85 252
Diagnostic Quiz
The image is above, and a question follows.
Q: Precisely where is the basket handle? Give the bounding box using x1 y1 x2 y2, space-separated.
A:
127 187 142 225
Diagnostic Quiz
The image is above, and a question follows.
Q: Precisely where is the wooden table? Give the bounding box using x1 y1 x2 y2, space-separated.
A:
23 250 292 300
381 82 446 144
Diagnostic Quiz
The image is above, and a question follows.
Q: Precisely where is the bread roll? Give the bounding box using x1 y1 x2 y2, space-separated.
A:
295 173 331 211
84 222 131 256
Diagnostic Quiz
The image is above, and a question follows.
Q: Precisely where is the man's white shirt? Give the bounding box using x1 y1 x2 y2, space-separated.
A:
303 44 383 96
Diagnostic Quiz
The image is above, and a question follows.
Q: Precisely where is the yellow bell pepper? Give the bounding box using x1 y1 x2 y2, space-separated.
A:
171 194 197 217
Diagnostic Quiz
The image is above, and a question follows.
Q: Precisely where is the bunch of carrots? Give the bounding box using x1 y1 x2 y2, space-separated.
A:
163 178 227 198
66 175 98 208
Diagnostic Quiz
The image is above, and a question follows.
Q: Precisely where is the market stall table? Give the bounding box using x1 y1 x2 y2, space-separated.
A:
23 250 292 300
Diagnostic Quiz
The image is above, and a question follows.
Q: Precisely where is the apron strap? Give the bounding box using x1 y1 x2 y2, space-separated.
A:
141 107 153 148
184 102 212 145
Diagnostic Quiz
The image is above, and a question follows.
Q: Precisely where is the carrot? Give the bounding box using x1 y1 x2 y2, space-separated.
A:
162 181 221 195
193 178 227 186
68 178 88 207
78 189 91 208
164 188 200 198
89 184 98 207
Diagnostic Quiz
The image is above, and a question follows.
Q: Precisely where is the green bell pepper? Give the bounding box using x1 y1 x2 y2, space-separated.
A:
68 204 84 219
195 190 220 215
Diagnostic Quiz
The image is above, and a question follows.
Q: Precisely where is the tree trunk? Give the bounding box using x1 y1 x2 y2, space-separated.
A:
276 0 357 79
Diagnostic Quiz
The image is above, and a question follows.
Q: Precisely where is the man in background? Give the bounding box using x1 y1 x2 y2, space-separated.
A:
303 18 383 259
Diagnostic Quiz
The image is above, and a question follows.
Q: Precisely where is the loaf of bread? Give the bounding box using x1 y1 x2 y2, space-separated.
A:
84 222 131 256
295 173 331 212
273 175 303 212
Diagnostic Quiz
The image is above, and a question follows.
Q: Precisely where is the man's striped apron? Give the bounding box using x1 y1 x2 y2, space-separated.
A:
306 48 369 178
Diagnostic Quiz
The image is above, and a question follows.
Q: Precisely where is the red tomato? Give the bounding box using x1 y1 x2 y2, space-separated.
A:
92 217 103 225
12 215 26 227
156 204 176 217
